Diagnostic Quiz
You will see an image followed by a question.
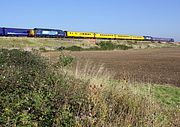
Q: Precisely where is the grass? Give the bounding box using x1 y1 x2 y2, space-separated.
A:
137 84 180 108
152 85 180 107
0 37 179 51
70 59 180 126
0 49 179 126
96 41 132 50
57 41 133 51
0 37 67 49
64 46 84 51
72 60 180 107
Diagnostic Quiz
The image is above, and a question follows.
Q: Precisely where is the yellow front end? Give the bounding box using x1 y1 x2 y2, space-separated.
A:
95 33 116 39
66 31 94 38
29 29 35 37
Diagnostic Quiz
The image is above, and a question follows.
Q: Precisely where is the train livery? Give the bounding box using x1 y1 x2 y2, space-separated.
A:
0 27 175 42
0 28 3 36
65 31 95 38
0 27 30 37
32 28 65 38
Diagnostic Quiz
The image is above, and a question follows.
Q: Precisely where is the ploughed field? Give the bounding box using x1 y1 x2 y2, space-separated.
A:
44 48 180 87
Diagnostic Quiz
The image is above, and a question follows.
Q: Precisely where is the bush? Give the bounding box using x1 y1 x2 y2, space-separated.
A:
97 41 132 50
0 49 48 93
65 46 83 51
39 47 47 52
56 46 66 51
0 49 54 126
57 53 75 67
97 41 116 50
56 42 132 51
0 49 178 126
0 49 89 126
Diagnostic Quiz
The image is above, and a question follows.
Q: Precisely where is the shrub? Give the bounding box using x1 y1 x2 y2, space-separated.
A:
56 42 132 51
56 46 66 51
65 46 83 51
0 49 54 126
0 49 178 126
97 41 116 50
39 47 47 52
97 41 132 50
0 49 89 126
0 49 48 93
57 53 75 67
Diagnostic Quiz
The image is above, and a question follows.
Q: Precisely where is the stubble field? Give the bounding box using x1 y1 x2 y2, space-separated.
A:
43 48 180 87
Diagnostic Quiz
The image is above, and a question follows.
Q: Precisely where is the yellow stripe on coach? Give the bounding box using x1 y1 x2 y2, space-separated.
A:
115 34 132 40
66 31 94 38
95 33 116 39
131 36 145 40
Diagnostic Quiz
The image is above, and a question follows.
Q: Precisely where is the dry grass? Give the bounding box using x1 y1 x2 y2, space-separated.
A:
64 60 180 126
0 37 179 51
1 45 179 126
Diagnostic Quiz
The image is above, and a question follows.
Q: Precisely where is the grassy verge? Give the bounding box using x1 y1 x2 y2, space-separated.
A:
0 49 179 126
1 37 179 51
57 41 133 51
137 84 180 108
152 85 180 107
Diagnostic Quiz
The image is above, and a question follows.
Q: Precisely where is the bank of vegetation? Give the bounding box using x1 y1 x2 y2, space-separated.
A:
0 49 179 126
0 37 179 51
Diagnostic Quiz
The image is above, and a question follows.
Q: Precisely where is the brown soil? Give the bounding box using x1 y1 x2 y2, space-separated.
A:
42 48 180 87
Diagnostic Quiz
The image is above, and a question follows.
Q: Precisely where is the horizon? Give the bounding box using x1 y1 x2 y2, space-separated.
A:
0 0 179 41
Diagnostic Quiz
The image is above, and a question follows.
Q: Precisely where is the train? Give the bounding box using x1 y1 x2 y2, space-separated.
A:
0 27 175 42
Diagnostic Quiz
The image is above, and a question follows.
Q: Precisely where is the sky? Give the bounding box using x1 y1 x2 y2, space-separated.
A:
0 0 180 41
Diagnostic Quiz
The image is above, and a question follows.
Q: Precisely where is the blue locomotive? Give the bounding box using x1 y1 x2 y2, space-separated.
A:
30 28 65 38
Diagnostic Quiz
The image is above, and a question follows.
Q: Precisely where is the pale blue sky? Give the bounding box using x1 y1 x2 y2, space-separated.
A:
0 0 179 41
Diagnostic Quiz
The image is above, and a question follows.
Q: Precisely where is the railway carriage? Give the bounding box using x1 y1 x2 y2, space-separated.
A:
95 33 116 39
115 34 133 40
0 27 3 36
151 37 174 42
3 28 30 36
65 31 95 38
131 36 145 40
